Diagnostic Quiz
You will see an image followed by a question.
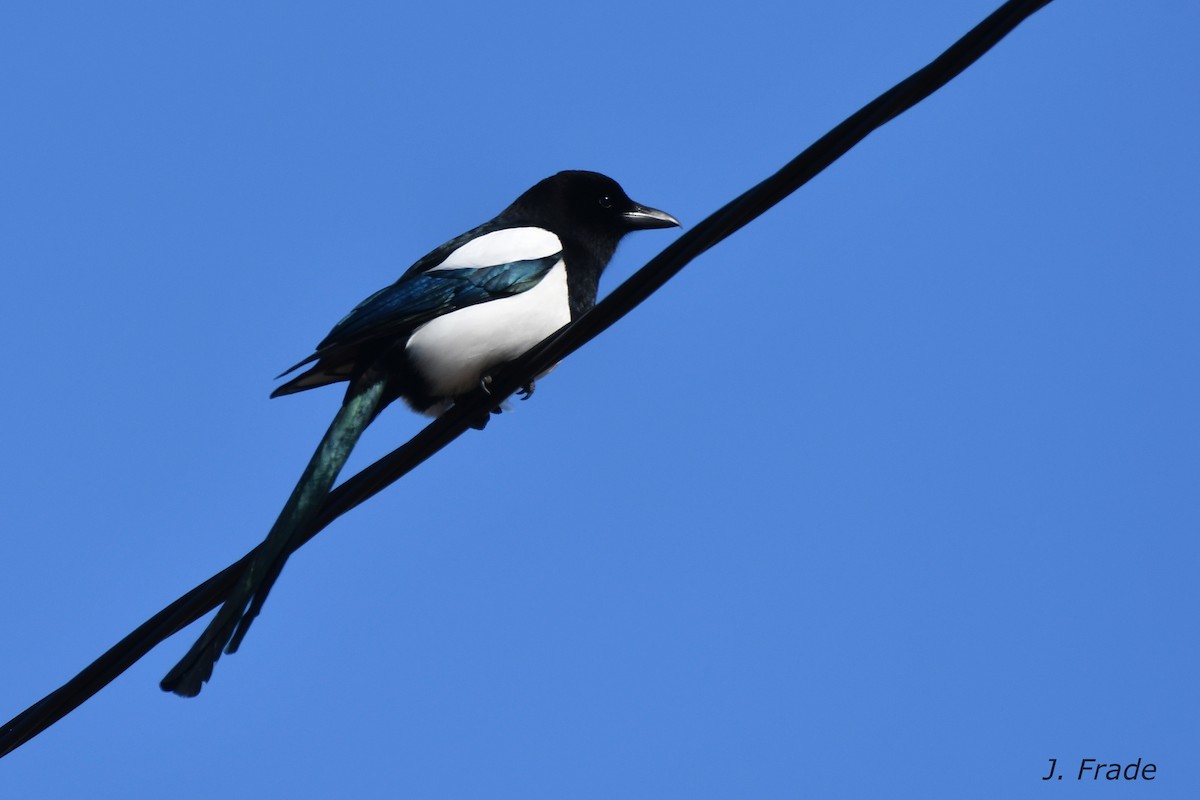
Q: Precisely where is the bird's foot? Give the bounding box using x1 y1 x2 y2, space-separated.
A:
479 370 520 409
462 374 513 430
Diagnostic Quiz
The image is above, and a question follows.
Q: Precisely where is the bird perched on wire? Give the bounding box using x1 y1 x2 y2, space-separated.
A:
160 170 679 696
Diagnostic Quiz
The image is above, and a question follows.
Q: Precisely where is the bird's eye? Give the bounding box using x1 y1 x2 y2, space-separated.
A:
598 195 613 209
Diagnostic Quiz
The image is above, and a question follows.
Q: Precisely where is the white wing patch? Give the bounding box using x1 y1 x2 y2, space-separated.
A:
405 259 570 403
428 227 562 272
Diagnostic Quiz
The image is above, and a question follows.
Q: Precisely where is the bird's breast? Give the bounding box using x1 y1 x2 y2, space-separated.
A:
404 260 570 401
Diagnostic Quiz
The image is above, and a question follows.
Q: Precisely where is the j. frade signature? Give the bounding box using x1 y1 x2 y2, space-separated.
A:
1042 758 1156 781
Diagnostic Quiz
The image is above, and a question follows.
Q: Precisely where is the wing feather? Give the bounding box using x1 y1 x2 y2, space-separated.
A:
272 225 563 393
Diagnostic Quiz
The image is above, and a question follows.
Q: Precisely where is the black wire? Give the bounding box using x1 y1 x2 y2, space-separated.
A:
0 0 1055 759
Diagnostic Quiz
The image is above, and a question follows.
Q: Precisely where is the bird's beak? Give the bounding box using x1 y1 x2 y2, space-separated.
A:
622 203 681 230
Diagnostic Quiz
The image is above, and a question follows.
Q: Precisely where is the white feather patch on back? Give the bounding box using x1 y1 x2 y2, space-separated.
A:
427 227 562 272
405 259 570 400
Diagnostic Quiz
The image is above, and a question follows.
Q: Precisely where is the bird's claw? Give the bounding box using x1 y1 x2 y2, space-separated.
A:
464 374 510 430
516 381 536 401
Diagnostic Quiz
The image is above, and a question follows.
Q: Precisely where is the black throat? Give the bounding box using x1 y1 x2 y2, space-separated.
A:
561 234 617 319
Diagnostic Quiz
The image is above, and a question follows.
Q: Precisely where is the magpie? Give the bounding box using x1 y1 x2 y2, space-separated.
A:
160 170 679 696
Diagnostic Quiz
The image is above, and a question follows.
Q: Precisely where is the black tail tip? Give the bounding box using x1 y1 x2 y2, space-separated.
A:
160 658 215 697
159 676 205 698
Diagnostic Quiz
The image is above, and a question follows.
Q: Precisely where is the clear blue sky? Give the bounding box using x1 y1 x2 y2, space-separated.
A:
2 2 1197 797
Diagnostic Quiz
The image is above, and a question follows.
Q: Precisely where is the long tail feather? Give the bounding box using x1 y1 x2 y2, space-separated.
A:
159 377 387 696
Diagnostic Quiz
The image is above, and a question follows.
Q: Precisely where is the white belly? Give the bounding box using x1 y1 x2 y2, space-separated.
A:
405 260 570 402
